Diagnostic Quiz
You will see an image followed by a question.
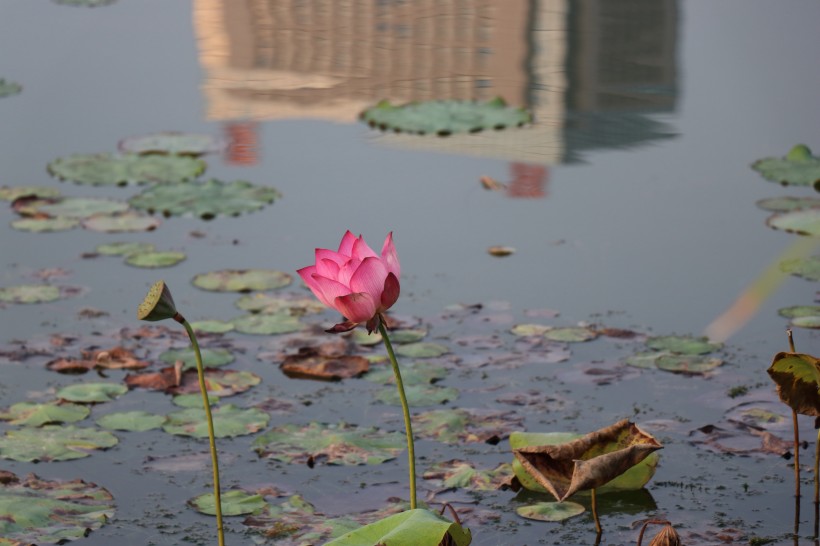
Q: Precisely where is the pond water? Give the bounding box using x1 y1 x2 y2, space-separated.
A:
2 1 820 545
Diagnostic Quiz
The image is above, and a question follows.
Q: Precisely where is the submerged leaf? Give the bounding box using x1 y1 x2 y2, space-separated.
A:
0 78 23 98
96 411 165 432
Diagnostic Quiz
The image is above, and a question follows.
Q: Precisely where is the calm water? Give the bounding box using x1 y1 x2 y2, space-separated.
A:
2 1 820 545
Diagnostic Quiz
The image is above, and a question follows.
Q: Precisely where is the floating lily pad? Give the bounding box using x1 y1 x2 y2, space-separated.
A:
778 305 820 318
232 313 304 335
47 347 149 374
57 382 128 403
0 78 22 98
0 185 61 201
375 384 459 406
82 211 161 233
0 402 90 426
752 144 820 187
516 501 586 522
95 241 156 256
361 97 531 136
791 316 820 329
124 251 186 268
325 508 471 546
780 256 820 281
349 328 383 346
96 411 165 431
34 197 129 219
624 351 666 369
422 460 512 491
413 408 523 444
193 269 292 292
395 342 449 359
655 354 723 374
129 179 280 219
235 293 325 315
163 404 269 438
173 369 261 397
757 196 820 212
188 489 267 517
544 326 598 343
47 153 206 186
10 217 81 232
172 393 219 408
645 335 721 355
190 319 235 334
0 473 115 544
253 422 404 465
119 131 225 156
0 425 118 461
365 361 447 386
511 324 552 336
389 329 428 344
0 284 61 303
767 208 820 236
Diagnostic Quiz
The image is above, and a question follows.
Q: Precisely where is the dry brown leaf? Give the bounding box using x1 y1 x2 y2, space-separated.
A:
281 351 369 381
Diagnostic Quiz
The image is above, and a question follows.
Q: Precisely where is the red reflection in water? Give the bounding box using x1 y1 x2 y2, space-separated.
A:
506 163 548 198
224 121 259 166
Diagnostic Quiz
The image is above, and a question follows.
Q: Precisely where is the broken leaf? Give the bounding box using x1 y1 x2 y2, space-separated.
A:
413 408 523 444
281 352 369 381
422 460 512 491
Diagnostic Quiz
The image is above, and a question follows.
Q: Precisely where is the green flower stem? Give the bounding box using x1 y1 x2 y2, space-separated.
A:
180 316 225 546
378 319 417 510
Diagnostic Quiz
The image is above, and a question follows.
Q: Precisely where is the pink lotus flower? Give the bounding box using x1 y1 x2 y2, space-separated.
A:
298 231 400 333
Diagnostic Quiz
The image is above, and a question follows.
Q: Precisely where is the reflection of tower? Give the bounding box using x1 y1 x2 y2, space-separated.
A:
223 121 259 166
506 163 549 198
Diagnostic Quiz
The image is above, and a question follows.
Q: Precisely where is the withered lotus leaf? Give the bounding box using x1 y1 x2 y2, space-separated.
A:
767 351 820 417
280 351 369 381
512 419 662 501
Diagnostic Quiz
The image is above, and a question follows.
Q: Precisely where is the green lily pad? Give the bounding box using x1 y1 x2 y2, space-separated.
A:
96 411 166 431
361 97 531 136
645 335 721 355
172 393 219 408
655 354 723 374
624 351 666 369
0 78 22 98
325 508 471 546
0 402 90 426
423 460 513 491
119 131 225 156
365 361 447 386
752 144 820 187
129 179 280 219
234 293 325 315
193 269 292 292
253 422 404 465
413 408 523 444
163 404 269 438
81 211 161 232
95 241 156 256
390 329 428 344
34 197 129 219
57 382 128 403
124 251 186 268
0 425 118 462
10 217 81 232
0 473 115 544
778 305 820 318
511 324 552 336
349 328 383 346
516 501 586 522
395 342 449 359
0 284 61 303
159 347 235 369
188 489 267 516
757 196 820 212
232 313 304 335
47 153 206 186
544 326 598 343
780 256 820 281
0 185 61 201
791 316 820 329
375 384 459 406
189 319 235 334
767 208 820 236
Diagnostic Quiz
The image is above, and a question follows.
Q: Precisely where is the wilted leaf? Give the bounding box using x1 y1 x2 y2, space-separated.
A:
163 404 269 438
512 419 662 501
751 144 820 187
164 369 261 397
515 501 585 522
413 408 523 444
129 179 280 219
324 508 471 546
0 186 60 201
47 153 206 186
767 351 820 417
119 131 225 156
0 402 90 426
422 460 512 491
281 352 369 381
0 425 118 461
487 246 515 257
193 269 292 292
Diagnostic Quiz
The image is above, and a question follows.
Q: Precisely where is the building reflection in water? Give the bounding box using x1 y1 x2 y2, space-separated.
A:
195 0 677 192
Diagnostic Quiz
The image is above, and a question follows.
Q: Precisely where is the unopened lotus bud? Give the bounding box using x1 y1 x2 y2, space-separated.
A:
137 280 179 322
648 523 681 546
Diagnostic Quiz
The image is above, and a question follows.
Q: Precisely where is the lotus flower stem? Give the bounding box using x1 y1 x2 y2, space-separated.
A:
378 319 417 509
591 488 601 535
815 428 819 506
179 315 225 546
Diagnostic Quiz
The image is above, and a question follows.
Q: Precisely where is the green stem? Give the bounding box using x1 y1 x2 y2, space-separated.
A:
378 319 417 510
181 317 225 546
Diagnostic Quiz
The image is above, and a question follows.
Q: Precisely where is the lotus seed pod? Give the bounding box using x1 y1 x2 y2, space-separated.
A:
137 280 178 321
648 523 681 546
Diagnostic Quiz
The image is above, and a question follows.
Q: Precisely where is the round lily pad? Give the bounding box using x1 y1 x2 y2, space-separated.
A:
757 196 820 212
190 319 235 334
253 422 405 465
389 329 428 344
0 473 115 544
193 269 292 292
375 384 459 406
129 179 280 219
361 97 532 136
780 256 820 281
96 411 165 431
0 402 90 426
516 501 585 522
82 211 161 232
767 208 820 236
94 241 156 256
232 313 304 335
645 335 721 355
119 131 225 156
124 251 186 268
395 342 449 359
778 305 820 318
163 404 269 438
34 197 129 219
752 144 820 187
57 382 128 403
0 78 22 98
188 489 267 516
0 185 61 201
349 329 383 346
365 361 447 386
791 316 820 329
0 425 118 462
544 326 598 343
159 347 235 369
11 217 81 232
655 354 723 374
172 393 219 408
0 284 61 303
47 153 206 186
